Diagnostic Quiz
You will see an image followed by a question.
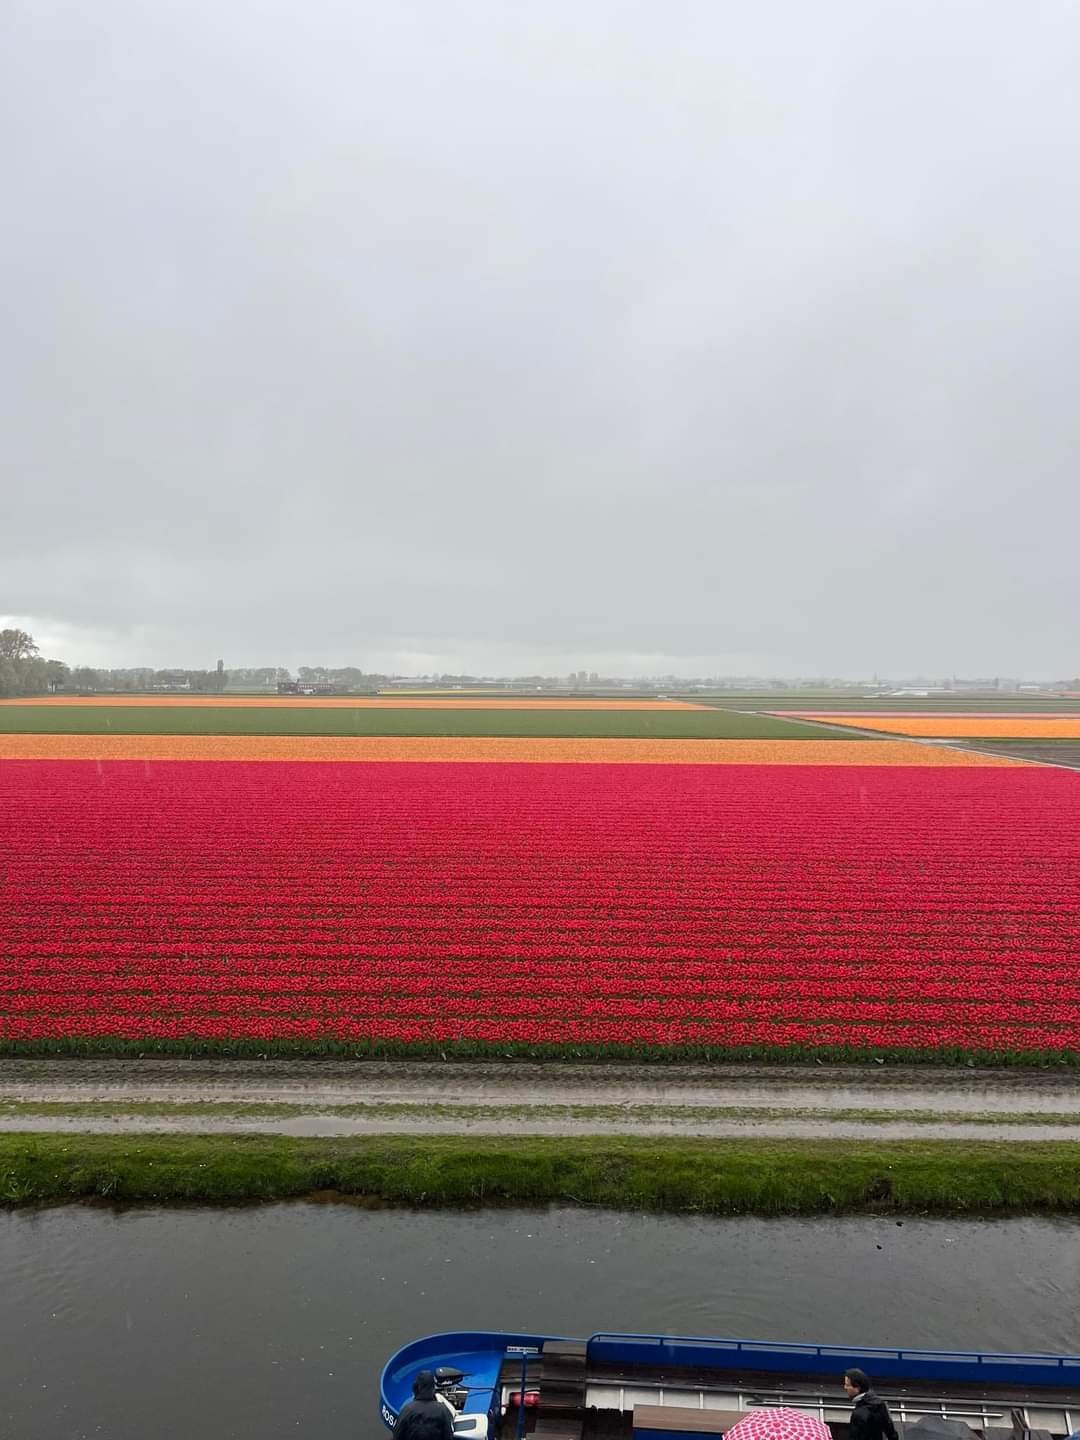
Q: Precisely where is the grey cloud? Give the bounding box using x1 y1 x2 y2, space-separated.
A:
3 0 1080 676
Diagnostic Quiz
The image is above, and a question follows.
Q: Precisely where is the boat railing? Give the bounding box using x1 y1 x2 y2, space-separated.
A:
586 1333 1080 1389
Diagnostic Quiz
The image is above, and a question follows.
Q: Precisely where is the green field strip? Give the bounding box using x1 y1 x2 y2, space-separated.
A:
0 705 849 739
3 1133 1080 1211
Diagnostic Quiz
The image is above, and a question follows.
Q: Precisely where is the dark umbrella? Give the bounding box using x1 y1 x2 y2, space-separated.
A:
905 1418 980 1440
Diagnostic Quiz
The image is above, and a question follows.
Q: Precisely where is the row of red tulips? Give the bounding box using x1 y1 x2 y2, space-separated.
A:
5 972 1079 1002
5 988 1077 1020
1 1015 1076 1053
2 758 1079 1056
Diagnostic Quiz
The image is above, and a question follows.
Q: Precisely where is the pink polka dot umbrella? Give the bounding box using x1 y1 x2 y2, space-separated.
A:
724 1408 832 1440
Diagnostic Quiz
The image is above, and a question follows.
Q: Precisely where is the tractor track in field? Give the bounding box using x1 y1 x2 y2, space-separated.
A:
1 1059 1077 1140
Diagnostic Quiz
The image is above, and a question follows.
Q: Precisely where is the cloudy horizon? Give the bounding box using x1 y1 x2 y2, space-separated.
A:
4 1 1079 681
4 609 1074 684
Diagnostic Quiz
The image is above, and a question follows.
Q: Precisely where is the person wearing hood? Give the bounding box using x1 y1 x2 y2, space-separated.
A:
393 1371 455 1440
843 1369 899 1440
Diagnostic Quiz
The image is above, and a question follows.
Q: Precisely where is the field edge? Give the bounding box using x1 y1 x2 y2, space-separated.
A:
3 1132 1080 1213
1 1037 1077 1066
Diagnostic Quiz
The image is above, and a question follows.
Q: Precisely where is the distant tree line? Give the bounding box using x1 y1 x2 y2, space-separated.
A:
80 667 230 693
0 631 234 697
0 639 396 696
0 629 70 697
5 633 1080 696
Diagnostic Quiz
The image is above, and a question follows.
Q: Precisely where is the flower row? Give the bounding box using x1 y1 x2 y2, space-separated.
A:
2 759 1079 1055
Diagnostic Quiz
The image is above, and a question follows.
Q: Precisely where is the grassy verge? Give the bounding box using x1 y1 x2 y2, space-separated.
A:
2 1134 1080 1212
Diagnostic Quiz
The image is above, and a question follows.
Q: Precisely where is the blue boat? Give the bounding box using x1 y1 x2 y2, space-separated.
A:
381 1330 1080 1440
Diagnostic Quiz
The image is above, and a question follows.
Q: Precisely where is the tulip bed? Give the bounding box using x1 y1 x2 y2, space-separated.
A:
788 715 1080 739
1 759 1079 1061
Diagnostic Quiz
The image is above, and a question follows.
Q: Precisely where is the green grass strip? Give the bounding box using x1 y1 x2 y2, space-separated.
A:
3 1134 1080 1212
0 705 846 739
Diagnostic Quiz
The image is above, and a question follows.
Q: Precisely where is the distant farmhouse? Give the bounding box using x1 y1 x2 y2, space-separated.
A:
153 670 192 692
277 679 346 695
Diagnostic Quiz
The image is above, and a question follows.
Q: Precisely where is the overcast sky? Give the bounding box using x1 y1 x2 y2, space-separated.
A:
3 1 1079 678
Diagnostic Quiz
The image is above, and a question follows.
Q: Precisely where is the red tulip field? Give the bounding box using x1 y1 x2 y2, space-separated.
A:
1 756 1078 1060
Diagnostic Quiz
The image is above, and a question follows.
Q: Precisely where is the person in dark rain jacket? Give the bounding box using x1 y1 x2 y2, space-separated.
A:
843 1369 899 1440
393 1371 455 1440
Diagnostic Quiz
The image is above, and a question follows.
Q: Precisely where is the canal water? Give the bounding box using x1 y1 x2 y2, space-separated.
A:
2 1205 1078 1440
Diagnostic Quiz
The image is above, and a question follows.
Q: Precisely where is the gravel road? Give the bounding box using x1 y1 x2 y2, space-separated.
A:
1 1059 1078 1139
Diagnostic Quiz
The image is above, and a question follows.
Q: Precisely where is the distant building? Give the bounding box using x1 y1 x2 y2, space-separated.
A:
278 679 345 695
154 670 191 691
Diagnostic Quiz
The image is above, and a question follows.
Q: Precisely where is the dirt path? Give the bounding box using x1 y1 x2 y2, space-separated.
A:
2 1059 1077 1139
4 1114 1080 1140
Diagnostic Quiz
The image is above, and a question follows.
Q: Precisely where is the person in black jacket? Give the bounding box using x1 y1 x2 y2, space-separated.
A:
393 1371 455 1440
843 1368 899 1440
